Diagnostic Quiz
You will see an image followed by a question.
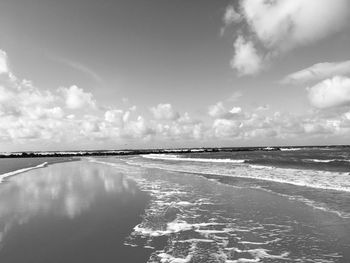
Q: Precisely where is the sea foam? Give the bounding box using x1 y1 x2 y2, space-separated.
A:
142 154 246 164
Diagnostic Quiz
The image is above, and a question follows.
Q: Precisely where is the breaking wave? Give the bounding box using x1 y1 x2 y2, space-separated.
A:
142 154 246 164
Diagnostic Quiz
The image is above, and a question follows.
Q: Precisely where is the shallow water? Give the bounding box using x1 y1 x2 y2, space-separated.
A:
93 157 350 263
0 161 152 263
135 152 350 219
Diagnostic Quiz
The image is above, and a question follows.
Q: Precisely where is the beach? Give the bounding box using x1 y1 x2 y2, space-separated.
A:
0 152 350 262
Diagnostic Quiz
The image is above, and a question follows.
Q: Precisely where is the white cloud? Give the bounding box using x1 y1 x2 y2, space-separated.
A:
2 48 350 148
150 103 180 121
61 85 96 110
225 0 349 76
223 5 242 26
212 119 242 138
230 107 242 114
307 76 350 108
282 60 350 84
208 102 226 118
241 0 349 51
124 116 154 139
209 102 243 119
231 36 263 76
0 50 9 74
104 109 125 125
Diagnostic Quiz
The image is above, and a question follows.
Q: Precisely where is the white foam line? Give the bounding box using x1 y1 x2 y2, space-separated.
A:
0 162 48 183
127 160 350 193
142 154 246 164
304 159 350 163
89 158 350 219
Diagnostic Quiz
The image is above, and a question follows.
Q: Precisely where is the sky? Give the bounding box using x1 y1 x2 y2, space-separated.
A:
1 0 350 151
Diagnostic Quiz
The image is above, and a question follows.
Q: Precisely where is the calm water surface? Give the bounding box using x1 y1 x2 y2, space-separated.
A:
0 160 151 263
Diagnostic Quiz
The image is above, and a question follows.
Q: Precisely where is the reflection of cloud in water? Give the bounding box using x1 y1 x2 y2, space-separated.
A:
0 160 133 245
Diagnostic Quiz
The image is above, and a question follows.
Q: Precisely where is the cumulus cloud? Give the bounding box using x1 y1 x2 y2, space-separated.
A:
208 102 226 118
61 85 96 110
124 116 154 139
104 109 125 125
224 0 349 75
208 102 243 119
212 119 242 138
230 36 263 76
307 76 350 108
2 48 350 148
282 60 350 84
241 0 349 51
150 103 180 121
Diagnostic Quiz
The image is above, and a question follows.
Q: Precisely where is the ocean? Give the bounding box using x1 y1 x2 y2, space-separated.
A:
133 147 350 218
0 147 350 262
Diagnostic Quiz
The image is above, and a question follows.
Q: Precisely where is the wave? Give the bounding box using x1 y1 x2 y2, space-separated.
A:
280 148 302 151
126 159 350 193
0 162 48 183
142 154 246 164
303 158 350 163
93 158 350 220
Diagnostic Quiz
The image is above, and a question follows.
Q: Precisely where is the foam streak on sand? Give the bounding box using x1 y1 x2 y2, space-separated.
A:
125 178 293 263
0 162 48 183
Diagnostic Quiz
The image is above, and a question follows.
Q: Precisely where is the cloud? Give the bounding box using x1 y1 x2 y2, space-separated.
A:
230 36 263 76
224 0 349 76
150 103 180 121
208 102 226 118
230 107 242 114
241 0 349 51
307 76 350 108
0 50 9 74
212 119 242 138
208 101 243 119
220 5 242 36
104 109 131 127
282 60 350 84
223 5 242 26
124 116 155 139
60 85 96 110
2 48 350 148
104 109 124 125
